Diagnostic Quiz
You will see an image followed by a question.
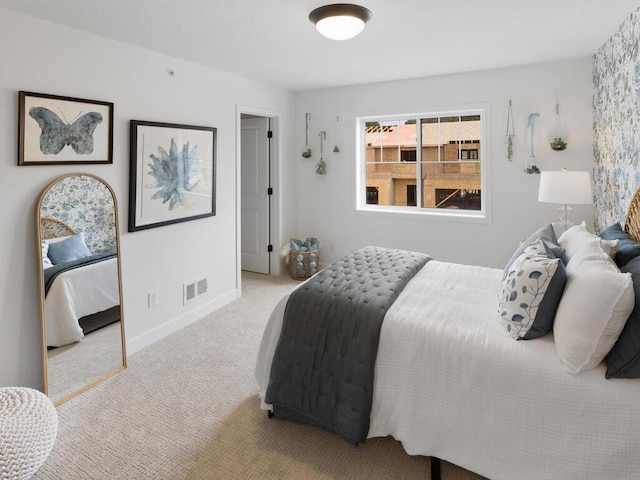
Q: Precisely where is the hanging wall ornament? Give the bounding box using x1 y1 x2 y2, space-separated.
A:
315 131 327 175
505 100 516 161
525 112 540 174
302 113 312 158
547 103 568 151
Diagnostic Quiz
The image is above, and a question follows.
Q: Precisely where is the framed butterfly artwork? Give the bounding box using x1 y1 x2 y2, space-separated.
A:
18 91 113 165
128 120 216 232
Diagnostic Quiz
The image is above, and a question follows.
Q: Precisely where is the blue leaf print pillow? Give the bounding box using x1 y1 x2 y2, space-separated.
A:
498 238 567 340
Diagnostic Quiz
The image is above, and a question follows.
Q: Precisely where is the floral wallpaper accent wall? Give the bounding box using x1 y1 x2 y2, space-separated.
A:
40 175 116 253
593 6 640 231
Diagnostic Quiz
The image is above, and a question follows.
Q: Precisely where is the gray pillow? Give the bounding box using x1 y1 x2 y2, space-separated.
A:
599 222 640 268
606 256 640 378
47 233 92 265
504 223 566 276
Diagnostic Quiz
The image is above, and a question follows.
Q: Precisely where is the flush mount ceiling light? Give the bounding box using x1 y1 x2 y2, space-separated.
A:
309 4 372 41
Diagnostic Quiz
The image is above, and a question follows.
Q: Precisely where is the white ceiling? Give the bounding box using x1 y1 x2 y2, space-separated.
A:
1 0 638 92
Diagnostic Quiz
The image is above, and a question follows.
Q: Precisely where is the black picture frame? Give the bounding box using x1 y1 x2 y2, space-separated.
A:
128 120 216 232
18 91 113 165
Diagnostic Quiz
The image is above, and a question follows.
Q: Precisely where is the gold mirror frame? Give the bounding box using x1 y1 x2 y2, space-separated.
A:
37 173 126 406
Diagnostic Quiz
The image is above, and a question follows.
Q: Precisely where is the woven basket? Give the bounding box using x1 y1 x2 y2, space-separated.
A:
289 249 320 280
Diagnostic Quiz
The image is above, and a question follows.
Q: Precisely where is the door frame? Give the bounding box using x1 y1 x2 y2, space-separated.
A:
236 105 281 292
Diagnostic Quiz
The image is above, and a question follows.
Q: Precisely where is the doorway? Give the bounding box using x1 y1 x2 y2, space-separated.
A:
240 114 272 274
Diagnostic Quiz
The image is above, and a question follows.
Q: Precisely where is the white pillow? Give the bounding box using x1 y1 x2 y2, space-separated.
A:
558 221 617 262
553 238 634 373
41 241 53 269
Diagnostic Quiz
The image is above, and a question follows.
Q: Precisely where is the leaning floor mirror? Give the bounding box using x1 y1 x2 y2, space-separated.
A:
37 173 126 406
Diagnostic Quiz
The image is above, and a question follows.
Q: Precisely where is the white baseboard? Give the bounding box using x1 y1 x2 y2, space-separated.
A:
125 288 239 356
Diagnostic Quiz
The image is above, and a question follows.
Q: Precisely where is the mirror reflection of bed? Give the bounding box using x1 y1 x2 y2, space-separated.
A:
38 174 126 406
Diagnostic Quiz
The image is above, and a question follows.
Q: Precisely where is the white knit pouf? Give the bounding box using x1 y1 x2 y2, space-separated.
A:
0 388 57 480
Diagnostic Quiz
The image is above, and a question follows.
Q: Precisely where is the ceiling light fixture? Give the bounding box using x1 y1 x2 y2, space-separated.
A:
309 4 372 41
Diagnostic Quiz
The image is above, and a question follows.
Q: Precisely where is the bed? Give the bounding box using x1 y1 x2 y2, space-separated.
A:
41 217 120 348
255 191 640 480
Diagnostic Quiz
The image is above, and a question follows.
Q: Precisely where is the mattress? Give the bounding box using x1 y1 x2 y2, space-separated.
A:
256 260 640 480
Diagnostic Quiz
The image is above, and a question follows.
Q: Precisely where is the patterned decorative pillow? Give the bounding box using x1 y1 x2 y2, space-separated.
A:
499 239 567 340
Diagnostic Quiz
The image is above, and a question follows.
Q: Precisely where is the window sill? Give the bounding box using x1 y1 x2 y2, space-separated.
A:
355 205 490 224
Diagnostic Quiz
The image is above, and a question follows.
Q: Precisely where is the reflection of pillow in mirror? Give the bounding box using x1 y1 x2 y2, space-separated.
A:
41 241 53 269
47 233 92 265
45 234 73 245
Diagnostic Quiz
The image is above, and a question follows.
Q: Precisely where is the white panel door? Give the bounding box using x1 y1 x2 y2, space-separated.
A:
241 117 270 274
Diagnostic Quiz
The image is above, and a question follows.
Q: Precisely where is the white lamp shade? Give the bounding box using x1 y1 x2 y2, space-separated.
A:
315 16 365 40
538 170 592 205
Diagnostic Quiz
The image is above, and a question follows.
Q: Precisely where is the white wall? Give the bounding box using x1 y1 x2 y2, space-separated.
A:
0 8 596 390
0 9 294 389
293 58 594 268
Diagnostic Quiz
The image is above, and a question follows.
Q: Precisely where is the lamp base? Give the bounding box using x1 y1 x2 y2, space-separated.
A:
553 205 574 236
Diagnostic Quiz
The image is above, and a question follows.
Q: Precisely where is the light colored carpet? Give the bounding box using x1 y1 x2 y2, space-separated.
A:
34 272 486 480
47 321 123 404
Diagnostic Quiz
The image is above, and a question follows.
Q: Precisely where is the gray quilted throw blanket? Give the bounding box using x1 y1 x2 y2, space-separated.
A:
265 246 431 444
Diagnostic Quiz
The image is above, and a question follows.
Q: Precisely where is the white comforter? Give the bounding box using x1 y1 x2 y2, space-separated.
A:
256 260 640 480
45 257 120 347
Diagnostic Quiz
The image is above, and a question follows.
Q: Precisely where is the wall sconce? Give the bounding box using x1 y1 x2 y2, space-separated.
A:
547 103 568 151
309 4 372 40
538 169 592 233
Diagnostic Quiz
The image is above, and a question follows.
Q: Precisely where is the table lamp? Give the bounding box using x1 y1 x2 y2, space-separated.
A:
538 169 592 233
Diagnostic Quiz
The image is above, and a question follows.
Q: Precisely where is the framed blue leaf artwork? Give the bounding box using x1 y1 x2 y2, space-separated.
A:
128 120 216 232
18 91 113 165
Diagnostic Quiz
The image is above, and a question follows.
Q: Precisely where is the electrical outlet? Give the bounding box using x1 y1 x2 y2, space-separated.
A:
148 290 158 307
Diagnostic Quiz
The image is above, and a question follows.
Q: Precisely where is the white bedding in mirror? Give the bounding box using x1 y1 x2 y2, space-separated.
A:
45 257 119 347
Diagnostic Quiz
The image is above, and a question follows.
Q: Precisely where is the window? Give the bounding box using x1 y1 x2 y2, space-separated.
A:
401 150 416 162
407 185 417 206
357 107 487 218
366 186 379 205
460 149 478 160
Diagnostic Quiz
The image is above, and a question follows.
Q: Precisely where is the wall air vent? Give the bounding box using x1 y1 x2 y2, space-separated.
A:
197 278 208 296
184 276 208 305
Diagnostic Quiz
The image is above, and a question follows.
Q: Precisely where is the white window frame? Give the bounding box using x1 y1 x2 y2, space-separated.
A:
355 104 491 223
